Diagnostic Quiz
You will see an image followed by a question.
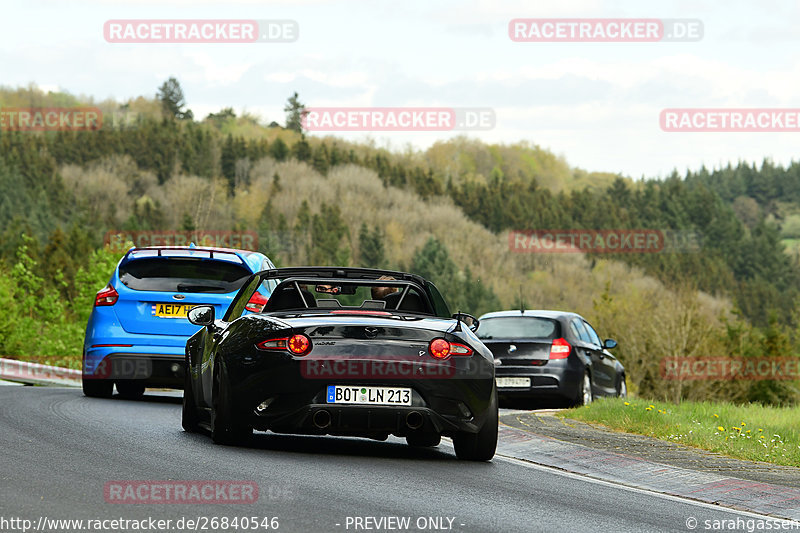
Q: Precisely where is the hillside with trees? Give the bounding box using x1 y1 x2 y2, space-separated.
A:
1 82 799 406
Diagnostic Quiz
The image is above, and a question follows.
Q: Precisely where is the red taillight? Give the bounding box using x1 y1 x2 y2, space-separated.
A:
429 338 451 360
288 334 311 356
95 285 118 307
549 338 571 359
245 292 268 313
255 334 312 356
256 338 288 351
450 342 473 356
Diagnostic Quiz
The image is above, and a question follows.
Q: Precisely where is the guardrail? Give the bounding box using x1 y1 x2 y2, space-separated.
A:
0 357 81 387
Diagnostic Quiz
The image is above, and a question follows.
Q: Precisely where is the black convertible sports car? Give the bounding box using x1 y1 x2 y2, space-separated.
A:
182 267 498 461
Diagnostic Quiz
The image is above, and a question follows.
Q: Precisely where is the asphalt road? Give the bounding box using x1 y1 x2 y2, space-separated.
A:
0 386 785 533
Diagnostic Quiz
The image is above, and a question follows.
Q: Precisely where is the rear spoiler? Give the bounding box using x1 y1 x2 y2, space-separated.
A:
120 246 251 266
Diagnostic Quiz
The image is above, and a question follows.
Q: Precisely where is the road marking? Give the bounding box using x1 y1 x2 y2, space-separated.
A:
441 437 800 524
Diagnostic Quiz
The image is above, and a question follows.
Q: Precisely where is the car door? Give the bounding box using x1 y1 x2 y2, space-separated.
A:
582 319 617 395
569 318 607 395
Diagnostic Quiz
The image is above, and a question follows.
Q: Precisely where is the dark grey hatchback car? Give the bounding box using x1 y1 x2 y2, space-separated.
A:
476 310 625 407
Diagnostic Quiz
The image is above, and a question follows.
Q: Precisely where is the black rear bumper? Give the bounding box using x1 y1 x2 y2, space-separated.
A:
256 404 480 437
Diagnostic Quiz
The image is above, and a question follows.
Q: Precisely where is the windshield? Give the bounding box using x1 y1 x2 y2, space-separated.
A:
262 279 432 314
476 316 560 339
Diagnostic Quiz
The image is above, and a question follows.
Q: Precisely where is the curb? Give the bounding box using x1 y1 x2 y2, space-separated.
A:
496 423 800 521
0 357 81 387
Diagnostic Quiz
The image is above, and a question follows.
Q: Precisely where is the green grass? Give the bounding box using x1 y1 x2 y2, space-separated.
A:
561 398 800 467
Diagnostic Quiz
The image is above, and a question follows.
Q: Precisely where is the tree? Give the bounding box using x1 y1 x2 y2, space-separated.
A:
157 77 193 120
291 135 312 162
283 92 306 133
358 223 385 268
270 138 289 161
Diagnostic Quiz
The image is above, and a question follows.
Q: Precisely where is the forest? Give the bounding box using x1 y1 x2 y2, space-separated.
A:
1 82 799 406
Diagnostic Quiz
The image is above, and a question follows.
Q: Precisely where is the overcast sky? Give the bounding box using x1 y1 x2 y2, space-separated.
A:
4 0 800 179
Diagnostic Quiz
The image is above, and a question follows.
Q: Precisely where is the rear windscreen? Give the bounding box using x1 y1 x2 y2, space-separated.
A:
119 258 252 293
476 317 560 340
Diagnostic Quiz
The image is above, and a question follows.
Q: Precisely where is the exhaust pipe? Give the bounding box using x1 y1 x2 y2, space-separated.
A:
312 409 331 429
405 411 424 430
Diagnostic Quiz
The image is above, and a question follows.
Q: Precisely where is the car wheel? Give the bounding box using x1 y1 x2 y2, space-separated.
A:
406 433 441 447
575 370 593 406
211 362 252 446
116 380 145 400
617 374 627 398
182 365 201 433
82 377 113 398
453 389 498 462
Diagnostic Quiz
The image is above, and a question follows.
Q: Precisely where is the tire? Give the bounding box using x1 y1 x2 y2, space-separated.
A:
576 370 593 406
453 389 498 461
406 433 441 447
617 374 627 398
82 377 113 398
211 362 252 446
115 380 145 400
182 365 201 433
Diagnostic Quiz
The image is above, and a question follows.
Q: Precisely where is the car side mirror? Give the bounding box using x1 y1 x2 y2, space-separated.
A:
188 305 215 327
603 338 617 350
452 312 480 332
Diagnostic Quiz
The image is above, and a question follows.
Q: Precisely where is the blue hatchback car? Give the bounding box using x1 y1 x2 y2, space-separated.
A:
82 245 277 399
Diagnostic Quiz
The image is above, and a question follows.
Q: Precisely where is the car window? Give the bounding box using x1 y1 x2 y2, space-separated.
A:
583 321 602 347
571 319 592 344
476 317 560 339
119 258 252 293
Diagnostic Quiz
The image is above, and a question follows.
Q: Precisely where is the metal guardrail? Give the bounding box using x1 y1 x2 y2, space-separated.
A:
0 357 81 387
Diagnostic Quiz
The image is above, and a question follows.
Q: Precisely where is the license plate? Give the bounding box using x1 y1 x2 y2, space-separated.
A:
151 303 200 319
326 385 412 405
496 377 531 388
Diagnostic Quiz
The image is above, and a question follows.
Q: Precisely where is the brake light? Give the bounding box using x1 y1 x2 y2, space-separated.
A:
288 334 311 356
245 292 268 313
450 342 473 356
549 338 571 359
95 285 118 307
255 334 312 356
330 310 391 316
429 338 451 360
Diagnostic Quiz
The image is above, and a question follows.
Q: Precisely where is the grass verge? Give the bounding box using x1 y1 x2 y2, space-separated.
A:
561 397 800 467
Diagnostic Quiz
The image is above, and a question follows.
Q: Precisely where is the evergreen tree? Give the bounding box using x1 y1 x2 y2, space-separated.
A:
283 92 306 133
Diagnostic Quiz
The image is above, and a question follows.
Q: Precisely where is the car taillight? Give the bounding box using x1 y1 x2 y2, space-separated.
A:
549 338 571 359
95 285 118 307
429 338 451 360
450 342 473 356
287 334 311 356
245 292 268 313
256 334 312 356
256 338 288 351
